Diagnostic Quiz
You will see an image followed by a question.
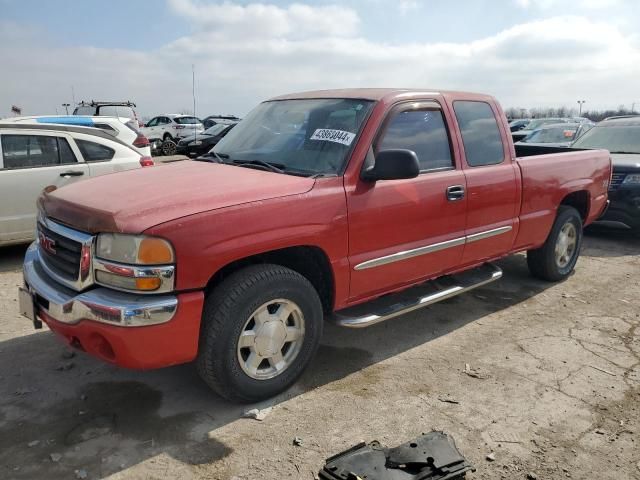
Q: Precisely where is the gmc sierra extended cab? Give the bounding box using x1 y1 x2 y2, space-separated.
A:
20 89 611 402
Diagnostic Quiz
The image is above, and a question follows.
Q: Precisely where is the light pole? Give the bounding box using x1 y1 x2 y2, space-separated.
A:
62 103 70 115
577 100 586 116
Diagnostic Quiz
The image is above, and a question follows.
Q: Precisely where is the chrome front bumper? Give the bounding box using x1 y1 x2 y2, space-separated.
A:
22 243 178 327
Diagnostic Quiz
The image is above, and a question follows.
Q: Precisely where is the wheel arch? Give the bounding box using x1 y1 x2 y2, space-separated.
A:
205 245 335 315
559 190 590 222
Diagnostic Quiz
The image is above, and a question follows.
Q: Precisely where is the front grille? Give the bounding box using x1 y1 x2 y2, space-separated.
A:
610 172 626 190
38 222 82 280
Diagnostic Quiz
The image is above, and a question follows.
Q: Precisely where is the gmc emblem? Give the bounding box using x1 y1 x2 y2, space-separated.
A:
39 232 56 254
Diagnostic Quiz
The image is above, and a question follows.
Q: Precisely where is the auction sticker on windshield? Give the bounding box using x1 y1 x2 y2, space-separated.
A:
310 129 356 146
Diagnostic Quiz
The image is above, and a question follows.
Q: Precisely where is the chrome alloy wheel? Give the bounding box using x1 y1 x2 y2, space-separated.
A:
555 222 577 268
161 139 177 156
237 299 305 380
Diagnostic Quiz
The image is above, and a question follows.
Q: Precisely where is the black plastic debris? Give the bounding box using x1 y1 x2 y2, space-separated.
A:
319 431 475 480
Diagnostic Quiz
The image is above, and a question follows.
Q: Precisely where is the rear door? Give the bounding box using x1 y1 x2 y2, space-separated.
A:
450 100 519 264
73 136 141 177
347 101 468 301
0 131 88 244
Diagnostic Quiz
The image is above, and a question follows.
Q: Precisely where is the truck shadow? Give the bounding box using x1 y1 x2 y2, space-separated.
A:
0 243 29 273
582 226 640 258
0 253 565 479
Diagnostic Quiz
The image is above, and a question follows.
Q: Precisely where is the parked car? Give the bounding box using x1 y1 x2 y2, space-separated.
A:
511 117 592 143
20 88 610 402
3 116 151 156
516 122 593 147
0 123 153 247
571 116 640 234
202 115 241 129
176 122 238 157
509 119 530 132
141 115 205 143
73 101 141 126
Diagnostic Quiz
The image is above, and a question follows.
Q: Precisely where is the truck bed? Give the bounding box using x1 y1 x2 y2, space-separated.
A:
512 146 611 251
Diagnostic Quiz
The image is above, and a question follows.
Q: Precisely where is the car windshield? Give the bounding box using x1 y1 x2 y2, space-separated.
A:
99 106 136 118
523 126 577 143
524 119 564 130
214 98 375 176
205 124 229 135
572 125 640 153
175 116 200 125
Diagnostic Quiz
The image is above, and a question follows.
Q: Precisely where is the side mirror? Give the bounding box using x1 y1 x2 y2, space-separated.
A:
361 149 420 182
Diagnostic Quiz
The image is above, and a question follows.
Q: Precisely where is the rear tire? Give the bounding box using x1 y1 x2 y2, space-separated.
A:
527 206 583 282
197 264 323 403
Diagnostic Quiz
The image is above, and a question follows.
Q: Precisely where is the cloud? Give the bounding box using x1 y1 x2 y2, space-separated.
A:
167 0 360 38
0 5 639 118
515 0 621 8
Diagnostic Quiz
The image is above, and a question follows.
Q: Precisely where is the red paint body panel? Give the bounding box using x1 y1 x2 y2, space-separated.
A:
40 291 204 369
36 88 612 370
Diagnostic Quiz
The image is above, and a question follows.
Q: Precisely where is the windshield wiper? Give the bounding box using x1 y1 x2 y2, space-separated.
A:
233 159 285 174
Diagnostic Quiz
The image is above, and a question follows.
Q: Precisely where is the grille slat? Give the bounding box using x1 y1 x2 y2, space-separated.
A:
38 223 82 280
610 173 626 190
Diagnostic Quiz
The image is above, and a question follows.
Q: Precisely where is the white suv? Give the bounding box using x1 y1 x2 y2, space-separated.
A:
3 116 151 156
0 123 154 247
141 114 204 142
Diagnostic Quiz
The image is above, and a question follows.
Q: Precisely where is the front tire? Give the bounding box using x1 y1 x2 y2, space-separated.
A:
197 264 323 402
527 206 583 282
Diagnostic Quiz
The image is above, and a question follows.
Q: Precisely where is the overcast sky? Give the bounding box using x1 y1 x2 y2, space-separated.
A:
1 0 639 118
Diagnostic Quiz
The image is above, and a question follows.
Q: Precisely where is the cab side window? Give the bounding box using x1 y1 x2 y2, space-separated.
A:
453 101 504 167
1 135 77 169
377 109 453 172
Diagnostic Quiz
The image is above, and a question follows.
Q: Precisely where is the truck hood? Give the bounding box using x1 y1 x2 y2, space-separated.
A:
610 153 640 170
41 161 315 233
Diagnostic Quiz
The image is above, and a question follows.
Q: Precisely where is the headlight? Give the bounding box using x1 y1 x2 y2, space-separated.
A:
191 140 202 146
96 234 174 265
94 234 175 293
622 174 640 185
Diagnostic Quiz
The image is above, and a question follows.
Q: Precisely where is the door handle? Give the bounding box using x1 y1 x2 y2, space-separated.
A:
446 185 465 201
60 171 84 177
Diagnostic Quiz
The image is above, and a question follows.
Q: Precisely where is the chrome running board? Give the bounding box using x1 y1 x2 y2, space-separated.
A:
330 263 502 328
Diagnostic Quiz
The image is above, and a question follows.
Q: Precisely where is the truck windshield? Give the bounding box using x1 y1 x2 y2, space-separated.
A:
572 125 640 154
214 98 374 176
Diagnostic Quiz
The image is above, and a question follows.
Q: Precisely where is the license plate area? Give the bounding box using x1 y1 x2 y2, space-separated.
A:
18 287 42 329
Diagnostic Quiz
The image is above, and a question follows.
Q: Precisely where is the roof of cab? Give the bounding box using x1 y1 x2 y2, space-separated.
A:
268 88 495 103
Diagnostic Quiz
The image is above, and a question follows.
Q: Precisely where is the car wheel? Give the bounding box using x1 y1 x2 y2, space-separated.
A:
197 264 323 402
527 206 583 282
161 139 177 156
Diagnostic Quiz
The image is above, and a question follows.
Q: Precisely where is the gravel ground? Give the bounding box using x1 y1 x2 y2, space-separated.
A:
0 229 638 480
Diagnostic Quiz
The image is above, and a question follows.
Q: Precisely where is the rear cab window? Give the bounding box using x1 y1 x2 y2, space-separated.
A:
453 101 505 167
376 103 454 173
1 134 78 169
174 116 200 125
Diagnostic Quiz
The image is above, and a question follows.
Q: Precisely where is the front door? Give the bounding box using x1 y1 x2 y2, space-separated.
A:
0 132 88 244
347 102 467 301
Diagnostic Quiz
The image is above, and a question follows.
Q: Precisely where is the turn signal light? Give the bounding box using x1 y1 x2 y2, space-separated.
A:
138 238 174 264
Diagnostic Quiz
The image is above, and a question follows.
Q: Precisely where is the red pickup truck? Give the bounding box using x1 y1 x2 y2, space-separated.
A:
20 89 611 402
